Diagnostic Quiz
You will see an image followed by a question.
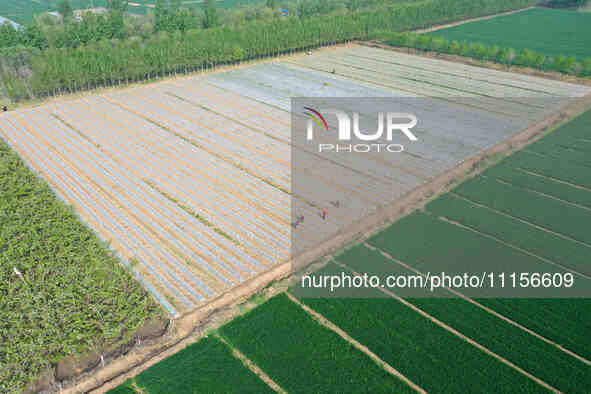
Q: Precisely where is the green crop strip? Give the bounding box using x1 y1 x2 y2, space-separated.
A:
221 293 415 393
453 176 591 246
297 260 548 393
427 193 591 276
317 242 591 393
0 139 161 393
430 8 591 60
108 336 274 394
378 8 591 77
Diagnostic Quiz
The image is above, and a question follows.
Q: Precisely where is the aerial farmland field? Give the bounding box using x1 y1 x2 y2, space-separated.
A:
86 43 591 394
430 7 591 59
288 108 591 393
111 336 274 394
1 44 589 319
4 0 591 391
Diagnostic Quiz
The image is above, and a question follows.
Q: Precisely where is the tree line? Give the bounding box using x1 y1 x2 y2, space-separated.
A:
0 0 412 50
380 31 591 77
1 0 539 101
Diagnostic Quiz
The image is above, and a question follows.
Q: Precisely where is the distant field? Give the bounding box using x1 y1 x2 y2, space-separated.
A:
0 0 45 24
431 7 591 59
0 0 263 24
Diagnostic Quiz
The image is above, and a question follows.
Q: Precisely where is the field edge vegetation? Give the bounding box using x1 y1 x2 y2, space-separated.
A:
0 137 162 393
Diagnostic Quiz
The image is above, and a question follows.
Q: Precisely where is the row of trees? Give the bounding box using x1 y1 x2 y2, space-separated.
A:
0 0 413 50
381 31 591 76
542 0 589 7
1 0 540 101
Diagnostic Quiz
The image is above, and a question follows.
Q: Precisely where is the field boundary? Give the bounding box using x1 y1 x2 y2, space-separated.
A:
411 6 535 34
363 42 591 86
216 335 287 394
59 87 591 394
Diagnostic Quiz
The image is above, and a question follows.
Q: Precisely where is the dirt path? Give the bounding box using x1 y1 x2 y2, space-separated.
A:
216 335 287 394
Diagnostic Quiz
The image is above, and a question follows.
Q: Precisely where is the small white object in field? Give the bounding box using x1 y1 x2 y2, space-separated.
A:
13 267 25 281
307 51 312 55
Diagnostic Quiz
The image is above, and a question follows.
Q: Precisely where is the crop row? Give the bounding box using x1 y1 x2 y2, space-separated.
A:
302 48 567 104
453 176 591 245
426 193 591 276
347 45 591 97
367 210 587 290
475 298 591 361
527 143 591 168
334 243 591 392
299 242 591 393
299 260 545 393
220 293 413 393
485 163 591 209
502 150 591 189
536 133 591 154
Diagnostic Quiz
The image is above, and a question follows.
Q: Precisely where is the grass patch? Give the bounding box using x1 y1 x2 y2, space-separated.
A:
220 294 415 393
0 139 161 393
431 7 591 60
108 336 274 394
